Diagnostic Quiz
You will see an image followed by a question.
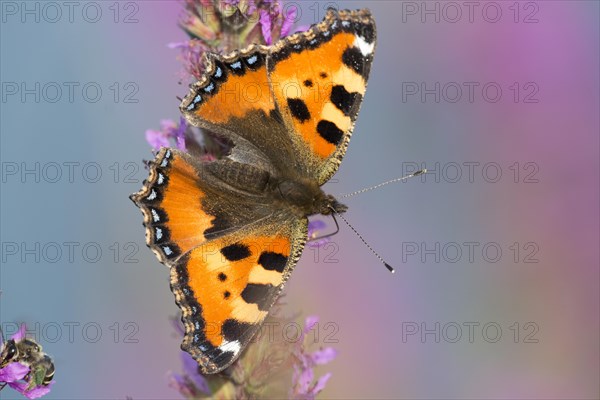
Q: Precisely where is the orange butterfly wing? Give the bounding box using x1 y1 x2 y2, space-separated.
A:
268 9 376 184
131 148 307 373
180 9 376 185
133 8 377 373
171 227 306 373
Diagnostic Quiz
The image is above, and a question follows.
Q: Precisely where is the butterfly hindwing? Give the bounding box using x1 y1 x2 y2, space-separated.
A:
171 217 308 373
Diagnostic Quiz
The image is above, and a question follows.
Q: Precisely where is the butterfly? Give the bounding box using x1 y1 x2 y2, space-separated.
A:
131 8 376 374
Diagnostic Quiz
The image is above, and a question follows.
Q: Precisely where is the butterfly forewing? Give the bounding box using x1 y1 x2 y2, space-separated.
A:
267 9 376 184
180 9 377 185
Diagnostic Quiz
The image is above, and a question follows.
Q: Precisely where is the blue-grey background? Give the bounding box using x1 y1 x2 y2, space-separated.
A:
1 1 598 399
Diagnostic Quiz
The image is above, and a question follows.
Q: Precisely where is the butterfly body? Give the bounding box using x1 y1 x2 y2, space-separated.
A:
132 8 375 373
205 157 345 217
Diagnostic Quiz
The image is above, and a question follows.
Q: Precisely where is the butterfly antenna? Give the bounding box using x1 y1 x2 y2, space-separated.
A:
330 208 395 274
340 169 427 198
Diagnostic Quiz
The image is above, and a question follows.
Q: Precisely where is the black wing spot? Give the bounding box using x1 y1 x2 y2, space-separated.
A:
358 23 375 44
223 291 231 299
258 252 288 273
161 244 181 260
222 319 253 342
320 72 328 79
220 243 251 261
212 61 228 82
173 254 191 284
227 60 245 76
218 272 227 282
241 283 273 311
243 53 264 70
330 85 362 117
287 98 311 123
212 349 235 365
204 214 229 240
304 79 313 87
342 47 365 77
317 120 344 145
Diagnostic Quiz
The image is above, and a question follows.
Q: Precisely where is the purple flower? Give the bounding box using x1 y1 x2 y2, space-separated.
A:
181 352 210 393
169 39 208 81
259 9 273 44
280 4 298 37
174 0 307 80
169 309 337 399
174 117 188 151
168 351 211 397
0 362 29 383
145 129 170 150
12 323 26 341
8 381 54 399
291 316 338 399
0 324 54 399
145 118 188 151
168 317 210 397
307 220 332 248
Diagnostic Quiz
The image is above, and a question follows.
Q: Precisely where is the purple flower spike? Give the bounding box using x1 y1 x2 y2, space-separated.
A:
296 366 314 394
291 315 337 398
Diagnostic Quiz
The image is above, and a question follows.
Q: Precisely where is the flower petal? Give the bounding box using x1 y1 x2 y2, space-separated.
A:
145 130 170 151
312 372 332 394
167 41 189 49
304 316 319 335
167 372 195 398
310 347 338 365
181 351 210 394
8 380 53 399
280 5 298 37
0 362 29 382
294 25 310 34
160 119 177 132
259 10 272 45
297 366 314 394
307 220 331 248
12 323 26 342
174 117 188 151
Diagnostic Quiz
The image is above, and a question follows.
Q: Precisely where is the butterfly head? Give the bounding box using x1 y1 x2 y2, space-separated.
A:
320 195 348 216
274 178 347 217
